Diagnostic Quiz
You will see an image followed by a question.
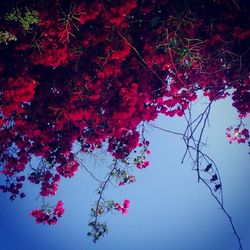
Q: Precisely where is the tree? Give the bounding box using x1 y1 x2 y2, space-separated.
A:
0 0 249 248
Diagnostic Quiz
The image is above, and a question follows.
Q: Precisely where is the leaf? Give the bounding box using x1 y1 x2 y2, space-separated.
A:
204 163 212 172
88 221 95 227
214 184 222 191
111 171 118 177
107 200 114 208
210 174 218 182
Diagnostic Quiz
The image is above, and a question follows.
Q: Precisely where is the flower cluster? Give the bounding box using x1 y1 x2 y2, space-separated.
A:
226 126 250 144
2 76 37 119
28 171 60 196
114 199 130 215
110 168 136 187
134 140 151 169
0 176 25 200
119 174 136 186
30 201 64 225
56 160 79 178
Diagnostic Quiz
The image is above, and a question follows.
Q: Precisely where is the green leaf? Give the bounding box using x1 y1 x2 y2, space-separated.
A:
0 31 17 45
107 200 114 208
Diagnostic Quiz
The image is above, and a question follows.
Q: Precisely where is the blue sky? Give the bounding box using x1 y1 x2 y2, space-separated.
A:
0 97 249 250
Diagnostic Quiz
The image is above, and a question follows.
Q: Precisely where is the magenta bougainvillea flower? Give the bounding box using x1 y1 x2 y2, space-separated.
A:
114 199 130 215
30 201 64 225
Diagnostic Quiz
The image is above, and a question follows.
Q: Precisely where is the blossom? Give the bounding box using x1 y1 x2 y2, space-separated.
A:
53 201 64 218
30 201 64 225
56 160 79 178
114 199 130 215
119 175 136 186
226 126 250 144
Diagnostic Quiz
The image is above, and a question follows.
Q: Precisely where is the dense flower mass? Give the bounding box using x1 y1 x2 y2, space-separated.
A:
0 0 249 244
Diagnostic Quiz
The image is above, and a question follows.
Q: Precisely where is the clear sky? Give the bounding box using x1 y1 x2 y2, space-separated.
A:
0 97 249 250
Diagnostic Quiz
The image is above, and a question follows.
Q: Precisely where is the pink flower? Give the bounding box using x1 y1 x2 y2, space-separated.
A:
136 161 150 169
123 199 130 208
30 200 64 225
226 126 249 144
114 199 130 215
54 201 64 217
143 161 150 168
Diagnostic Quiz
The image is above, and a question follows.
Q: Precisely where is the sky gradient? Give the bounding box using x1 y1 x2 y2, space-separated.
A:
0 98 249 250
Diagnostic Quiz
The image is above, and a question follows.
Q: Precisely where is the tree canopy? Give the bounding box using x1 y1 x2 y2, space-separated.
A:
0 0 249 247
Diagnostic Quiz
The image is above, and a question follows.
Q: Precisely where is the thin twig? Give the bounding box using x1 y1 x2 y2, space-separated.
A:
75 156 102 183
93 160 117 225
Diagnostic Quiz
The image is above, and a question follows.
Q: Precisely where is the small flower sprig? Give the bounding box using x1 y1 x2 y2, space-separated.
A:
226 121 249 144
30 200 64 225
87 160 132 242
